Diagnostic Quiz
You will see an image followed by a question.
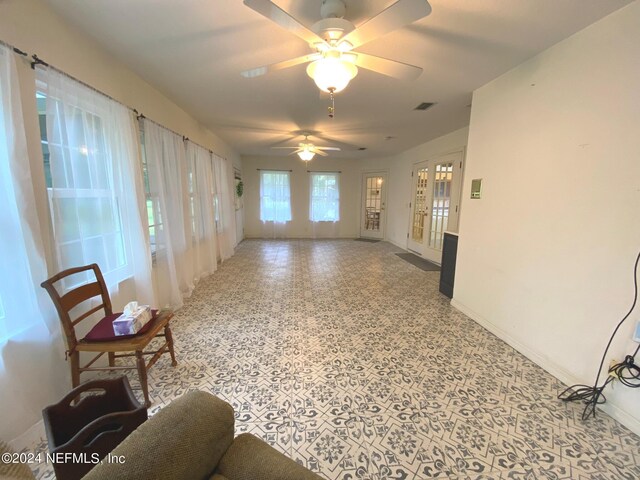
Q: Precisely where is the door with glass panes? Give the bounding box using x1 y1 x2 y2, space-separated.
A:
360 172 387 239
407 151 463 264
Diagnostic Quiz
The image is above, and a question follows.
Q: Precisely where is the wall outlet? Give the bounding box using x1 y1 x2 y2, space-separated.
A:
608 359 620 380
633 319 640 343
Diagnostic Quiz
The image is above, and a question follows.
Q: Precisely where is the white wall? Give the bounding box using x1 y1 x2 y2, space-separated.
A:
242 155 361 238
0 0 241 440
362 128 469 249
453 2 640 433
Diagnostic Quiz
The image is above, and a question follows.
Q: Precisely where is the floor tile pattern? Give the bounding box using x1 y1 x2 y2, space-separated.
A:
22 240 640 479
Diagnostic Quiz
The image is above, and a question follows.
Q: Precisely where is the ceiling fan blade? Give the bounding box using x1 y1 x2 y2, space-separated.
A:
354 52 422 80
317 147 341 151
271 146 300 149
310 148 329 156
243 0 327 46
242 53 321 78
311 134 361 151
340 0 431 49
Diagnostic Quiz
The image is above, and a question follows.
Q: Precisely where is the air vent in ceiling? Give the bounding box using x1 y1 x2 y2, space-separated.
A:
414 102 436 111
358 147 367 151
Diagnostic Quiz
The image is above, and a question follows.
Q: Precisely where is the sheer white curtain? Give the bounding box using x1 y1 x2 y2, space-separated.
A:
142 119 189 308
260 170 291 238
212 153 236 260
186 142 217 284
310 172 340 222
309 172 340 238
36 66 154 303
0 47 71 441
0 45 54 339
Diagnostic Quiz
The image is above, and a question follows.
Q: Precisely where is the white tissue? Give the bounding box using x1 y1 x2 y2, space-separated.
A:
123 301 139 316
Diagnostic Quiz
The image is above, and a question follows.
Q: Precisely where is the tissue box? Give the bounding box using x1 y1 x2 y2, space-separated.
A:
112 305 152 336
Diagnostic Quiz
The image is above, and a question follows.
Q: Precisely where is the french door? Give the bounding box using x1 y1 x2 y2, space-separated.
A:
407 151 463 264
360 172 387 239
407 160 429 252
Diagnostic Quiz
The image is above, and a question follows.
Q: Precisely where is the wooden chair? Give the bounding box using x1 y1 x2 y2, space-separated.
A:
41 264 177 407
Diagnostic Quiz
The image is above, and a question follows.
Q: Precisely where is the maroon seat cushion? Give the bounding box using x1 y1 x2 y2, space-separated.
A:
83 310 159 342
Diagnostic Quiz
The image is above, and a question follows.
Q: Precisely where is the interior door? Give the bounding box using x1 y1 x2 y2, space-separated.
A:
360 172 387 239
422 151 463 264
407 161 429 253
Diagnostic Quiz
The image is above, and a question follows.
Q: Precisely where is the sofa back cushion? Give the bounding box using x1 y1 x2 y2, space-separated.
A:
84 391 234 480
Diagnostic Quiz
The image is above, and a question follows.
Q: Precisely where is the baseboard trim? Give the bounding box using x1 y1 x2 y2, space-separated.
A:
450 298 640 436
243 235 358 240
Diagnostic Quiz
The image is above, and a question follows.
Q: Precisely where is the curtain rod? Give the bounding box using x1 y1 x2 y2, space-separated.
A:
1 39 222 159
307 170 341 173
257 169 293 172
0 39 27 57
137 114 213 155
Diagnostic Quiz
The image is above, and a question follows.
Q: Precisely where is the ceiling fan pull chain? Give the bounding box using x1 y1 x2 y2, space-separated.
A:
328 89 335 118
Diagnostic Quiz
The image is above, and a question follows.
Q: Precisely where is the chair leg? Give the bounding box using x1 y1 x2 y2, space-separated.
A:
164 324 178 367
108 352 116 367
135 350 150 408
69 351 80 388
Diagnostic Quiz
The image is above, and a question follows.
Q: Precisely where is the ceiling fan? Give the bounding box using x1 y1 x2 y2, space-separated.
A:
272 134 341 161
241 0 432 95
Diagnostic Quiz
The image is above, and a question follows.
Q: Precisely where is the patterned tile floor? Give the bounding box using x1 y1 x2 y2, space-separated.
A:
22 240 640 479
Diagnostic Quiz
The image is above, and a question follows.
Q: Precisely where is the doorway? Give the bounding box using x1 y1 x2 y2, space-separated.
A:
360 172 387 239
407 151 463 264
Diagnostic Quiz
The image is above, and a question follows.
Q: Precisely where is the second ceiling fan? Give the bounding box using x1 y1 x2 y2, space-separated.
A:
241 0 432 95
273 134 341 161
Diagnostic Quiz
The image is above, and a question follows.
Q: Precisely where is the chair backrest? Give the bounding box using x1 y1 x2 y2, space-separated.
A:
41 264 112 350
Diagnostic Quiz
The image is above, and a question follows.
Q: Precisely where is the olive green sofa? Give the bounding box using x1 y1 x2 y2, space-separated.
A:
84 390 322 480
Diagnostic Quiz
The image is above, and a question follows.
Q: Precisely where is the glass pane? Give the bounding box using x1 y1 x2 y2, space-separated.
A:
104 232 126 270
149 226 157 253
429 163 453 250
83 236 107 270
52 197 81 242
60 241 85 274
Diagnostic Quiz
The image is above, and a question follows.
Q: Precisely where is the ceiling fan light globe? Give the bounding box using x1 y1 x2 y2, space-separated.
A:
306 58 358 93
298 150 315 161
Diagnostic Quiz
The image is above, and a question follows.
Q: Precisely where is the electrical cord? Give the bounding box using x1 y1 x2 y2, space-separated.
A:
558 250 640 420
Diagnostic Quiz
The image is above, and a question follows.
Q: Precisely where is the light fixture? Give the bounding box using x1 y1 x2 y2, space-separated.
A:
297 145 315 162
306 50 358 94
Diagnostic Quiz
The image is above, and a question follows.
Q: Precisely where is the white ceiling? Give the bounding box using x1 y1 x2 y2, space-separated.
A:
44 0 630 158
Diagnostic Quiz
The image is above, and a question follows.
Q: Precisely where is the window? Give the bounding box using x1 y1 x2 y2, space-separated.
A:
140 128 163 255
310 172 340 222
188 168 197 237
260 171 292 222
37 92 128 287
36 69 147 289
187 144 216 242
